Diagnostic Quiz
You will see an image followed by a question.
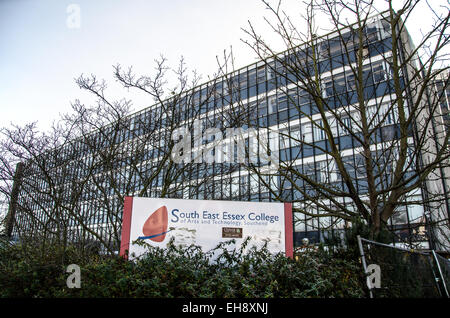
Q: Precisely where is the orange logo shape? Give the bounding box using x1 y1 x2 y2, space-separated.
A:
140 206 169 242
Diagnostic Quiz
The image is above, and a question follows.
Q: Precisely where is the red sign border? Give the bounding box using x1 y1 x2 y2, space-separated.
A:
119 196 133 259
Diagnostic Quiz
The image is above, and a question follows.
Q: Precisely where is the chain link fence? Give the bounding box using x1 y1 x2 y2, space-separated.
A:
357 236 449 298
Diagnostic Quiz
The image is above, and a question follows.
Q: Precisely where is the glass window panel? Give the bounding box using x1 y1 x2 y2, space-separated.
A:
301 122 313 143
313 120 326 141
408 204 424 223
268 95 277 114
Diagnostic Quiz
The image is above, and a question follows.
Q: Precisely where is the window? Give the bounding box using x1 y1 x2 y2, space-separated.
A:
257 65 266 83
214 83 222 99
340 31 357 52
212 180 222 200
367 105 379 128
347 74 356 91
287 88 298 104
318 42 329 59
328 38 342 56
129 118 136 132
258 98 267 116
277 127 299 151
356 46 370 64
258 174 270 191
290 126 301 147
369 102 397 128
392 205 408 225
323 79 334 97
319 159 339 183
267 68 275 81
294 214 306 231
338 116 352 135
407 196 424 224
328 117 339 137
239 71 248 89
301 122 313 143
313 120 326 141
279 129 290 149
372 62 387 82
303 162 317 182
323 72 347 97
230 177 239 198
278 94 288 110
298 89 309 105
268 95 277 114
248 69 257 86
240 175 249 197
377 19 391 40
342 155 356 178
365 22 379 43
318 212 332 229
346 64 373 91
249 174 259 194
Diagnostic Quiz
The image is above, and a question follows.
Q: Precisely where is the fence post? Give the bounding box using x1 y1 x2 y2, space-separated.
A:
357 235 373 298
431 250 449 298
5 162 24 238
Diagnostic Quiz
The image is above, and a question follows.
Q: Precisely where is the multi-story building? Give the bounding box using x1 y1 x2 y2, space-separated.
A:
426 69 450 251
7 11 449 252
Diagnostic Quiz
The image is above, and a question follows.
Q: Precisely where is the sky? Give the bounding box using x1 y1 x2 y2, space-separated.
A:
0 0 282 132
0 0 447 133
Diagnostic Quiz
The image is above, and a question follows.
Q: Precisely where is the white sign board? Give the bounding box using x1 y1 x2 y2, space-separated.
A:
120 197 293 259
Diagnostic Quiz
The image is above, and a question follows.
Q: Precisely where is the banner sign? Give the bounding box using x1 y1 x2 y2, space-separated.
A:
120 197 293 259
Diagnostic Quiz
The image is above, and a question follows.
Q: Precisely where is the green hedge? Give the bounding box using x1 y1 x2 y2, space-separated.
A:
0 238 366 298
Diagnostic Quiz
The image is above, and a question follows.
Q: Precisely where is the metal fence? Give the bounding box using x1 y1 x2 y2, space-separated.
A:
433 251 450 296
357 235 449 298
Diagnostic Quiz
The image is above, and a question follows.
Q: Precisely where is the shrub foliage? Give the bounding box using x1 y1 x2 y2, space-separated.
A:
0 237 366 298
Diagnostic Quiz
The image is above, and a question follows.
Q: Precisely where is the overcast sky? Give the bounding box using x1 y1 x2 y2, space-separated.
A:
0 0 447 133
0 0 277 132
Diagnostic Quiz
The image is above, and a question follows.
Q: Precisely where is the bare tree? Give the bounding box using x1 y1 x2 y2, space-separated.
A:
2 0 449 255
0 56 238 255
236 0 450 244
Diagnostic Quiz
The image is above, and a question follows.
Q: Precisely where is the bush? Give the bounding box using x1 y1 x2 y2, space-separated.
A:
0 238 366 298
